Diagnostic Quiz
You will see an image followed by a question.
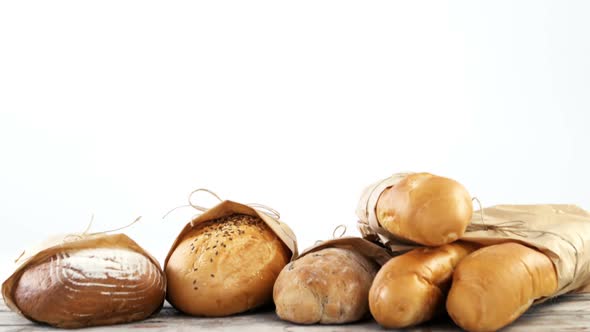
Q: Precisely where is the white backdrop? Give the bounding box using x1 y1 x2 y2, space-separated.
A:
1 1 589 280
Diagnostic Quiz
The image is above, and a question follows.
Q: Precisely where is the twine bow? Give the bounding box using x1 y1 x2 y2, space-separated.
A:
466 220 538 238
314 224 348 245
162 188 281 225
14 215 142 263
62 215 143 242
468 198 544 238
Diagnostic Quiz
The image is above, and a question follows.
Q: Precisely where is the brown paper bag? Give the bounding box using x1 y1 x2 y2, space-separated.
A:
461 204 590 299
298 236 392 266
2 233 165 316
164 200 298 268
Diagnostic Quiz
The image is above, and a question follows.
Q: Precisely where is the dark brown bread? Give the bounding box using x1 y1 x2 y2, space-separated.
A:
13 247 165 328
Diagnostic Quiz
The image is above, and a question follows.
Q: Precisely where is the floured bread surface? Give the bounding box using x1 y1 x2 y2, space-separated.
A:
273 248 378 324
13 248 165 328
166 214 290 316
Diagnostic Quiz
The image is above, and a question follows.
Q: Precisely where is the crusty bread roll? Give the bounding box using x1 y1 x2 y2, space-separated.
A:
369 242 477 328
12 247 165 328
446 242 558 332
273 247 378 324
376 172 473 246
166 214 290 316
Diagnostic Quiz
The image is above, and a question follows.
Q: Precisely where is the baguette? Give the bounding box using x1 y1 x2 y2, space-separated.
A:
376 173 472 246
369 242 477 328
446 242 558 332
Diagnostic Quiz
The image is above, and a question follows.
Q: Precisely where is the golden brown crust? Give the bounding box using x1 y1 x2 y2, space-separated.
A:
12 248 165 328
446 242 558 332
376 172 473 246
166 214 290 316
369 242 477 328
273 248 378 324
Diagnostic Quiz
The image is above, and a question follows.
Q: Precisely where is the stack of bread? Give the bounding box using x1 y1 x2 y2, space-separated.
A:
357 172 588 332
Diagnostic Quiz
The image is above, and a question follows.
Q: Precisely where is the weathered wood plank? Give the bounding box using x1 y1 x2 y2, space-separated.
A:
0 295 589 331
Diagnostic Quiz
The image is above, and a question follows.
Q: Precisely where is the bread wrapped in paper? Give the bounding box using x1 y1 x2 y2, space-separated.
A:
362 198 590 330
273 236 392 324
461 204 590 300
2 233 166 328
164 199 297 317
447 241 558 332
357 172 473 247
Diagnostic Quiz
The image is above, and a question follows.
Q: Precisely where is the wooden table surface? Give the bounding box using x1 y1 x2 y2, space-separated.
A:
1 294 590 331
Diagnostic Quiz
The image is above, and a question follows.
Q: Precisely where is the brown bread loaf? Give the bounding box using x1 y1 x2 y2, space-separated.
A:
376 172 473 246
369 241 477 328
446 242 558 332
2 234 166 329
166 214 290 316
273 247 378 324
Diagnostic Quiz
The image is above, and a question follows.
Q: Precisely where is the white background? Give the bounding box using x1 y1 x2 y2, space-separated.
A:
1 1 589 280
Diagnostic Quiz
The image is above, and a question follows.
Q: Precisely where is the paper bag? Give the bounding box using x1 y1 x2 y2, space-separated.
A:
299 236 393 266
356 172 424 253
164 200 298 268
462 204 590 298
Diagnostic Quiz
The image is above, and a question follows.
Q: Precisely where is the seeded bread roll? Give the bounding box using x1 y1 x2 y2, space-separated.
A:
273 248 378 324
166 214 290 316
447 242 558 332
369 242 477 328
376 173 473 246
11 247 165 328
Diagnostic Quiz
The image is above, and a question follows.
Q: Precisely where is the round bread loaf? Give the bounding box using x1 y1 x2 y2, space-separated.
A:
12 247 165 328
273 247 378 324
166 214 290 316
376 172 473 246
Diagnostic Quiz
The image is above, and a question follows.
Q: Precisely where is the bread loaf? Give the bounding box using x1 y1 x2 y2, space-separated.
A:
376 172 472 246
3 235 166 329
166 214 290 316
446 242 558 332
273 247 378 324
369 242 477 328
